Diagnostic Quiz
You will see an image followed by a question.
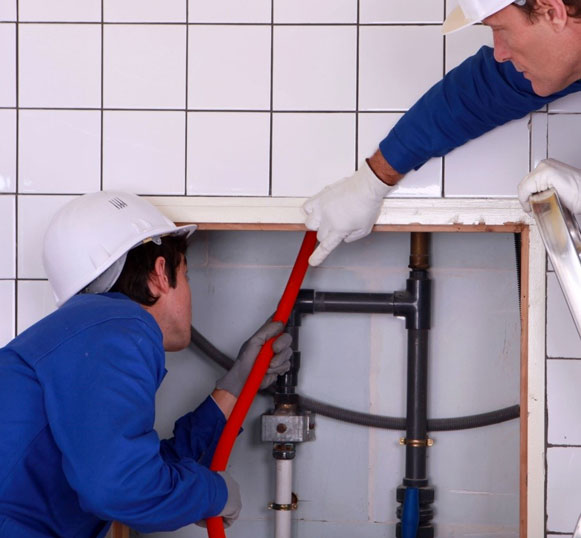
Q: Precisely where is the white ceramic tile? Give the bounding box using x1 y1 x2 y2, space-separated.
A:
187 112 269 195
103 111 185 195
273 26 357 111
0 280 15 346
19 24 101 108
17 280 57 334
358 113 441 197
549 92 581 113
271 113 355 196
359 26 443 111
0 24 15 106
547 447 581 532
444 116 530 197
0 1 16 21
548 360 581 444
0 109 16 192
19 110 100 194
104 25 186 110
0 195 15 278
360 0 443 23
19 0 101 22
188 26 270 110
104 0 185 22
188 0 271 23
445 24 492 73
530 112 548 170
18 195 75 279
273 0 356 23
547 272 581 358
548 114 581 169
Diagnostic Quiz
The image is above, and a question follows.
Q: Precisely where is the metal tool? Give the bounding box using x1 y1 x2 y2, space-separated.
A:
530 188 581 338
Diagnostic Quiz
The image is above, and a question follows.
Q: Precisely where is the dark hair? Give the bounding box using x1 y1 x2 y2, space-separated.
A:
110 234 188 306
519 0 581 18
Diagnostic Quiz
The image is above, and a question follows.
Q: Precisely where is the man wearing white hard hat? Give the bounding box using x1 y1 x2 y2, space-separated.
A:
0 191 292 536
303 0 581 266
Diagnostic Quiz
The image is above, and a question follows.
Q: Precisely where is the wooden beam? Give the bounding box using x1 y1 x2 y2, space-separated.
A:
188 222 527 233
520 226 530 538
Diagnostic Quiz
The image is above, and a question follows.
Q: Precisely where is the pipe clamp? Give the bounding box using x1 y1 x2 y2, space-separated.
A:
268 493 298 511
399 437 434 447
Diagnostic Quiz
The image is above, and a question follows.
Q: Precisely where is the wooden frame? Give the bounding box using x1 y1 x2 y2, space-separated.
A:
129 197 546 537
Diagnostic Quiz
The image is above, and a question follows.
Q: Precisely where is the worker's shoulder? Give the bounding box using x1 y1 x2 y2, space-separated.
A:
5 293 161 365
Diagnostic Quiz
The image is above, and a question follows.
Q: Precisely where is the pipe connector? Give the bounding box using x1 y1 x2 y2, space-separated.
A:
393 272 431 330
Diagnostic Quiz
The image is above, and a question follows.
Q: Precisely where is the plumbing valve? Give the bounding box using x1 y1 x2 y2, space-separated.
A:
261 410 316 444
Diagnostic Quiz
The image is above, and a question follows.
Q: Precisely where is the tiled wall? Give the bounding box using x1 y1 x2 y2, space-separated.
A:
2 0 581 534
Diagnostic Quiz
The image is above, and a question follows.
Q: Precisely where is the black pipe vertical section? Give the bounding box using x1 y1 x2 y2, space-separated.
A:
395 233 434 537
404 327 429 486
275 306 301 400
273 307 301 461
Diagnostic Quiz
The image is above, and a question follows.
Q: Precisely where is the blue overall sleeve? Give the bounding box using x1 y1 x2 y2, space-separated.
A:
160 396 226 468
380 46 581 174
35 318 227 533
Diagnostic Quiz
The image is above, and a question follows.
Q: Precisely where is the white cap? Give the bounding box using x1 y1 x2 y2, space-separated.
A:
443 0 525 35
43 191 197 307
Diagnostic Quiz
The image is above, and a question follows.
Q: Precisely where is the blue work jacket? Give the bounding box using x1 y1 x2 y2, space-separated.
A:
0 293 227 537
380 46 581 174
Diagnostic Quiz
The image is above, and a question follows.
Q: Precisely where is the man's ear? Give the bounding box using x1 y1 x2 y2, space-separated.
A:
147 256 170 297
536 0 569 30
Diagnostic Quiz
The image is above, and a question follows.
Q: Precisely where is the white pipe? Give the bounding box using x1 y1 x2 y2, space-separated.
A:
274 459 293 538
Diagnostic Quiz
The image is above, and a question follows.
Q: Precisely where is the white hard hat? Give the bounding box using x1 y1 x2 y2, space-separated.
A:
42 191 197 307
443 0 526 35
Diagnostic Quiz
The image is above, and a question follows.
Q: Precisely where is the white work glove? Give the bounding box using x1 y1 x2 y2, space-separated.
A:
518 158 581 214
196 470 242 528
215 320 292 397
302 160 392 266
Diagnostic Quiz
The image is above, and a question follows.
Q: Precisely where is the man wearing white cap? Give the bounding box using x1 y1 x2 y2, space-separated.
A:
303 0 581 265
0 191 293 537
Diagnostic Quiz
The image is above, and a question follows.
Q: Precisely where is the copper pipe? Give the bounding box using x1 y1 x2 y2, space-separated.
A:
409 232 431 270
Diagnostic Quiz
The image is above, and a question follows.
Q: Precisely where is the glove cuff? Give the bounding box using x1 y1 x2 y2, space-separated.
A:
360 160 393 198
215 374 241 398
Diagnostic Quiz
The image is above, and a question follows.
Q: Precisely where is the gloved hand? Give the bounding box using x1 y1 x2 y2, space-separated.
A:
518 158 581 214
302 160 392 266
216 471 242 528
215 320 292 397
196 470 242 528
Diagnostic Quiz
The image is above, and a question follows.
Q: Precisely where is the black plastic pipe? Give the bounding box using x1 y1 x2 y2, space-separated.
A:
296 289 395 314
396 233 433 537
405 328 429 487
276 306 301 399
189 325 519 431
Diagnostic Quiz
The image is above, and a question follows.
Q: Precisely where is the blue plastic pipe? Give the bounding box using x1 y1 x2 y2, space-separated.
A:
402 487 420 538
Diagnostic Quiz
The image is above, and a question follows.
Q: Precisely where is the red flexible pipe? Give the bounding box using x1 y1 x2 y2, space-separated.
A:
206 231 317 538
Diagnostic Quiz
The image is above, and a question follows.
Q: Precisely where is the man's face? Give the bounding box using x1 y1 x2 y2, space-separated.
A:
484 4 580 96
164 257 192 351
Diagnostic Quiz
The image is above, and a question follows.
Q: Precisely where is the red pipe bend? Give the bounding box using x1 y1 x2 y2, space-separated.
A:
206 231 317 538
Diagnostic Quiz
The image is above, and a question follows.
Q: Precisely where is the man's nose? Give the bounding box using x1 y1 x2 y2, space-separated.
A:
493 35 510 63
